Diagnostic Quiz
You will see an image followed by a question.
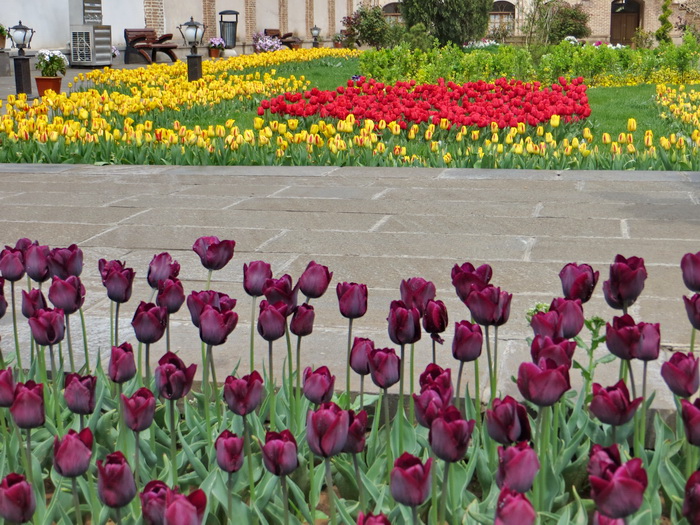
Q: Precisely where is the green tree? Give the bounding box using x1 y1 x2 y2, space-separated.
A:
401 0 491 46
656 0 673 43
549 2 591 42
341 5 390 49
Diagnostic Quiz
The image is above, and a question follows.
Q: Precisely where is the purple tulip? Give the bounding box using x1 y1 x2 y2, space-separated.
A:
243 260 273 297
98 259 135 304
517 358 570 407
452 320 483 362
21 289 47 319
390 452 432 507
257 300 287 341
24 243 50 283
155 352 196 401
530 335 576 368
290 303 315 337
97 451 137 508
494 487 536 525
419 364 453 405
64 373 96 415
485 395 532 445
147 252 180 289
109 342 137 384
198 304 238 346
588 444 647 519
48 275 85 315
0 278 7 320
306 402 349 458
121 388 156 432
192 236 235 271
298 261 333 299
661 351 700 398
156 278 185 314
683 398 700 446
606 314 661 361
400 277 436 316
215 430 244 473
47 244 83 279
343 409 368 454
140 480 169 525
0 246 25 282
223 371 264 416
589 380 643 426
336 282 368 319
423 299 448 343
0 473 35 523
451 262 492 304
303 366 335 405
28 308 65 346
413 387 446 429
368 347 400 389
548 297 584 339
131 302 168 345
682 252 700 293
603 254 647 310
164 489 206 525
53 428 93 478
261 430 298 476
683 470 700 524
10 381 44 429
592 512 626 525
686 295 700 331
466 285 512 327
429 405 475 462
263 274 298 311
559 262 599 303
350 337 374 375
496 441 540 493
186 290 236 328
357 512 391 525
387 300 421 345
0 368 15 407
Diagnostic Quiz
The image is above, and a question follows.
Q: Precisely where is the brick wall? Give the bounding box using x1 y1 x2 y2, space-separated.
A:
245 0 257 40
144 0 165 34
306 0 314 36
280 0 289 33
328 0 336 34
203 0 216 40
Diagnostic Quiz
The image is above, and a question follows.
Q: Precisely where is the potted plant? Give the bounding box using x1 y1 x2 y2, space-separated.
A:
252 32 282 53
332 33 343 48
207 37 225 58
34 49 68 97
0 24 8 49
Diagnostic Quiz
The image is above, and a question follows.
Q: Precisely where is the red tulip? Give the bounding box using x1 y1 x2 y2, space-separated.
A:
390 452 432 507
53 428 93 478
10 381 44 429
28 308 65 346
0 368 15 407
343 409 368 454
485 395 532 445
121 388 156 432
198 304 238 346
368 347 400 389
422 299 448 343
298 261 333 299
303 366 335 405
661 351 700 398
306 402 349 457
517 358 570 407
47 244 83 279
263 274 297 311
48 276 85 315
257 300 287 341
588 444 647 519
97 451 137 508
496 441 540 493
548 297 585 339
186 290 236 328
429 405 475 462
350 337 374 375
682 252 700 293
336 282 368 319
147 252 180 289
356 512 390 525
451 262 492 303
155 352 196 400
494 487 536 525
387 300 421 345
603 254 647 310
157 278 185 314
559 262 599 303
261 430 298 476
419 363 453 404
64 373 96 415
223 371 264 416
0 473 35 523
686 294 700 331
109 342 137 384
530 335 576 368
684 470 700 524
215 430 244 473
98 259 135 303
290 303 315 337
140 480 169 525
131 301 168 345
192 236 235 271
466 286 512 326
0 278 7 320
243 260 272 297
399 277 436 315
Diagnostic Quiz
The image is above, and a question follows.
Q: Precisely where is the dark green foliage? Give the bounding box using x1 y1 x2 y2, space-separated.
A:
341 6 390 49
656 0 673 43
549 2 592 43
384 23 440 51
401 0 491 46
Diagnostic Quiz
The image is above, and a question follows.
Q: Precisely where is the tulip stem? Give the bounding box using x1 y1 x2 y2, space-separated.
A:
438 461 450 525
281 474 290 525
456 361 465 414
48 344 57 385
692 328 697 353
493 326 499 400
114 301 120 347
409 343 415 426
295 335 302 419
166 323 171 354
286 326 293 413
78 308 89 373
25 428 32 483
66 315 75 373
398 343 405 454
109 301 114 347
169 399 178 487
411 506 419 525
432 339 436 364
627 360 637 399
134 431 141 489
202 342 213 445
324 458 337 525
346 318 353 406
352 453 365 510
359 375 364 409
206 269 212 291
485 327 495 403
71 477 83 525
10 281 23 372
114 507 122 525
536 405 552 513
207 344 221 420
612 425 617 445
269 340 276 431
268 340 274 388
145 343 151 388
243 415 257 524
474 358 481 430
383 388 392 484
250 297 257 374
227 471 235 524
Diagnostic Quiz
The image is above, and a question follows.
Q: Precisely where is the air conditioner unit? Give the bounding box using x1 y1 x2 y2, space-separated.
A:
70 25 112 66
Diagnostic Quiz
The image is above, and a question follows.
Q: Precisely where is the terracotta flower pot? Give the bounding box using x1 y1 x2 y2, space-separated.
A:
35 76 62 97
208 48 221 59
333 42 343 48
0 35 6 49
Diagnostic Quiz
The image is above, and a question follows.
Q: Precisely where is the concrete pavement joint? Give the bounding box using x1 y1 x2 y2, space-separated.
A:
532 202 543 217
620 219 630 239
368 215 392 232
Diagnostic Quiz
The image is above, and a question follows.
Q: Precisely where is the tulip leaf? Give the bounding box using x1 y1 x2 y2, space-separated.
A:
390 405 417 456
287 475 314 524
659 454 685 502
256 471 281 510
177 426 209 481
474 447 493 488
466 498 493 524
595 353 617 365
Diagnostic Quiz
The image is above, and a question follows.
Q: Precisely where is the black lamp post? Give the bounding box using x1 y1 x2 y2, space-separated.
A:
9 21 34 96
311 25 321 48
178 17 205 81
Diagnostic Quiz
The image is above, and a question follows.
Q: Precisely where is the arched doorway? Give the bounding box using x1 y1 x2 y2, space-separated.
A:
382 2 402 22
610 0 641 45
488 1 516 39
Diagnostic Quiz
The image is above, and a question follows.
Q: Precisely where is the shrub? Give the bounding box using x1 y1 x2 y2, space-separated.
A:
401 0 491 46
341 5 390 49
549 2 591 43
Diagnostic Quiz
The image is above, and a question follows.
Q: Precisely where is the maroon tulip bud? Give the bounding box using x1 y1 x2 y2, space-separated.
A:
429 405 475 462
290 303 315 337
356 512 391 525
683 398 700 446
387 300 421 346
156 278 185 314
215 430 244 473
350 337 374 375
684 470 700 523
164 489 206 525
243 260 273 297
451 262 492 304
588 444 647 519
223 371 264 416
131 301 168 345
530 335 576 368
298 261 333 299
368 347 401 389
64 373 97 415
494 487 536 525
10 381 44 429
28 308 65 346
485 395 532 445
192 236 235 271
0 473 35 523
548 297 584 339
496 441 540 493
97 451 137 508
603 254 647 310
48 276 85 315
0 247 25 282
24 243 50 283
307 402 349 457
592 511 626 525
589 380 643 426
98 259 135 304
685 294 700 331
343 409 368 454
257 300 287 341
529 310 559 339
0 278 7 320
682 252 700 293
0 368 15 408
588 444 621 479
413 387 446 429
662 351 700 398
147 252 180 289
53 428 93 478
606 314 661 361
390 453 432 507
336 282 368 319
21 289 47 319
263 275 297 311
155 352 196 400
121 388 156 432
559 262 599 303
419 363 453 405
517 358 570 407
261 430 298 476
199 304 238 346
303 366 335 405
423 299 448 343
186 290 236 328
400 277 436 316
466 286 512 327
13 239 32 254
452 320 483 362
47 244 83 279
109 342 137 384
140 480 169 525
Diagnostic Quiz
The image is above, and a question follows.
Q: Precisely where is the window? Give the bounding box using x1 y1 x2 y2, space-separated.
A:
488 1 516 35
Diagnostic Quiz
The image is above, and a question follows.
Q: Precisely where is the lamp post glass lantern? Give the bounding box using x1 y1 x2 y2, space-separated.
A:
9 20 34 56
311 25 321 48
178 17 205 81
8 21 34 96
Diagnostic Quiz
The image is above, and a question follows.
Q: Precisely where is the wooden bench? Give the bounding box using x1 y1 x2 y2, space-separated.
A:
124 29 178 64
264 29 302 49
